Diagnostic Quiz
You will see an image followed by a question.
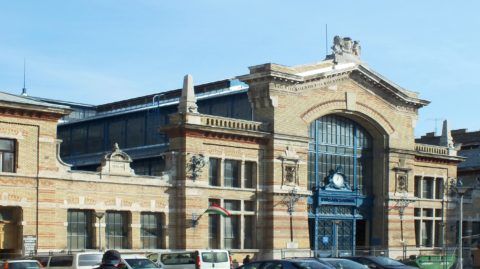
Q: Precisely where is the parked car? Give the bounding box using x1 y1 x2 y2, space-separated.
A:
29 252 103 269
147 249 231 269
121 255 158 269
319 258 368 269
0 260 43 269
238 259 333 269
343 257 416 269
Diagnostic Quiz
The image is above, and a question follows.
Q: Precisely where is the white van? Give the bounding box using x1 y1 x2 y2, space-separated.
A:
147 250 231 269
30 252 103 269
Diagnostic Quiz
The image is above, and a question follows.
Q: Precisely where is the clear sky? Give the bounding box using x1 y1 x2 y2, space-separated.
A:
0 0 478 137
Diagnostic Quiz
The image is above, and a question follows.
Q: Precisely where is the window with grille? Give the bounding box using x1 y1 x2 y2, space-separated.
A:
308 115 372 194
140 212 162 249
0 139 15 173
67 209 93 249
106 211 129 249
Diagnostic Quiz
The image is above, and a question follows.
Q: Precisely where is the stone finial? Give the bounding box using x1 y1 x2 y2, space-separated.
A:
98 143 134 176
178 74 198 114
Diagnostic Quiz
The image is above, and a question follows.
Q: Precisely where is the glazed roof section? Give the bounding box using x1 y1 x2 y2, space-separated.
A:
31 78 248 123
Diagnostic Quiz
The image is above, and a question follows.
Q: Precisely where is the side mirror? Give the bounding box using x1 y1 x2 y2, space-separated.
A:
117 263 127 269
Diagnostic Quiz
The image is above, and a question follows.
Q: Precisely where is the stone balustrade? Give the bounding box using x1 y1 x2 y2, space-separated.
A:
201 114 265 132
415 143 449 155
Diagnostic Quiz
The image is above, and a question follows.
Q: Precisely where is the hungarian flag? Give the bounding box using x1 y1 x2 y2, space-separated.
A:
205 204 231 217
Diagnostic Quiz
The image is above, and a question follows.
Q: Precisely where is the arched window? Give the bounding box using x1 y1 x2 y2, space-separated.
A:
308 115 373 195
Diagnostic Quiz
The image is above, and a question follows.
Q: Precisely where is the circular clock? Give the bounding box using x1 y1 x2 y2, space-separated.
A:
332 173 344 188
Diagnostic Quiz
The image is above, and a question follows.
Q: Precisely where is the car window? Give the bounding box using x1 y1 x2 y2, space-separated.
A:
9 262 41 269
369 257 404 267
50 256 73 267
242 262 262 269
263 262 283 269
78 254 102 266
214 252 229 263
293 261 329 269
31 257 50 267
160 253 195 265
200 252 228 263
124 259 157 269
147 254 158 263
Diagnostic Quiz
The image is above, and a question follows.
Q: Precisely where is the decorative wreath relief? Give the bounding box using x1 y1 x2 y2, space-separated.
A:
186 154 206 181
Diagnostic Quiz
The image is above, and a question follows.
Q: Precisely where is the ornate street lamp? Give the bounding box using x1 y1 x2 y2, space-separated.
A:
449 178 473 269
281 188 302 243
393 192 415 261
94 212 105 251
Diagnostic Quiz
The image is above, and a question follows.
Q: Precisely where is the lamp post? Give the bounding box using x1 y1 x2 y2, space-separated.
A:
394 193 414 261
94 212 105 251
282 188 301 243
449 178 473 269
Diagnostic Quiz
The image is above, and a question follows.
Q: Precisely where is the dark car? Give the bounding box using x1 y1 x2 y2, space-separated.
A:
343 257 416 269
319 258 368 269
238 259 332 269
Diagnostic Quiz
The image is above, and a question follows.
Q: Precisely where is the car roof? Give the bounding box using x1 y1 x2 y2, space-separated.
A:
3 260 41 263
122 255 148 259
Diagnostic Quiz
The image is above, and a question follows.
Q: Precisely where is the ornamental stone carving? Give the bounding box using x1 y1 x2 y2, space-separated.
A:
98 143 135 176
330 35 361 64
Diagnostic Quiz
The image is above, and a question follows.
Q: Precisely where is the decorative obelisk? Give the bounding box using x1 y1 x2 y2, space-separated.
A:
178 74 198 114
440 120 457 156
176 74 201 124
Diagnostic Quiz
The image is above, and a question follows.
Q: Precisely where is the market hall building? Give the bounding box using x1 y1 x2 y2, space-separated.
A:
0 37 469 259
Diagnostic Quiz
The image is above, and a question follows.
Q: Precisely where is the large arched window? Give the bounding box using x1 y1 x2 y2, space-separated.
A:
308 115 373 195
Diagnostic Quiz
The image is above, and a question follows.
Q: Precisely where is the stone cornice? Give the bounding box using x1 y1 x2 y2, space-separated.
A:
239 62 429 109
0 101 71 121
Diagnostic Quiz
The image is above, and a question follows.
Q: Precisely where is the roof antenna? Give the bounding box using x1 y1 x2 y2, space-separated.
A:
21 58 28 96
325 24 328 57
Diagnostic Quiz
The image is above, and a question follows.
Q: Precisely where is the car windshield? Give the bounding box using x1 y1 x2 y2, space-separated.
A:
369 257 405 267
9 262 41 269
124 259 157 269
293 260 330 269
323 259 366 269
78 254 103 266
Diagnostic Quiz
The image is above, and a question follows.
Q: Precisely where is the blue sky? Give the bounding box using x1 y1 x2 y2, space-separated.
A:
0 1 479 137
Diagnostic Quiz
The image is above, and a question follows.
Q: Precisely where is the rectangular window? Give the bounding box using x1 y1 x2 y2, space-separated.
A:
244 161 255 188
414 176 422 198
224 160 240 188
224 200 240 211
244 215 255 249
421 220 433 247
67 209 93 249
435 178 444 199
0 139 15 172
209 158 220 186
434 220 443 247
106 211 129 249
422 178 434 199
244 201 255 212
208 214 220 249
140 212 162 249
224 215 240 249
